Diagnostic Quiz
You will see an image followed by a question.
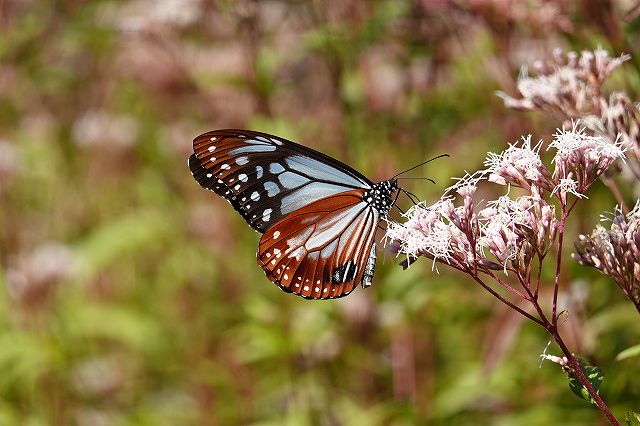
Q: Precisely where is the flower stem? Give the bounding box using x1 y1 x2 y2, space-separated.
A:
549 326 620 425
552 210 568 326
467 272 544 327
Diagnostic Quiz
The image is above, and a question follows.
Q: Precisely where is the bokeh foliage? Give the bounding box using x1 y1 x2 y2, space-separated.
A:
1 1 639 424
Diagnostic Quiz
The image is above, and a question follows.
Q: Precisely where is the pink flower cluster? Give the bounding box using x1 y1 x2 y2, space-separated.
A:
386 123 626 276
573 201 640 312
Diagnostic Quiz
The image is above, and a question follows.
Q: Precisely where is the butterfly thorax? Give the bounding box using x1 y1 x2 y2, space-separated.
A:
364 179 398 216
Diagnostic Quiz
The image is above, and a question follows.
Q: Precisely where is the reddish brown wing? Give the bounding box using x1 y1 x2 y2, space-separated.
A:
257 189 379 300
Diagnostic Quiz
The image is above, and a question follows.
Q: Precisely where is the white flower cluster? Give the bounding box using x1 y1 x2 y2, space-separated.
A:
549 122 626 204
387 123 625 274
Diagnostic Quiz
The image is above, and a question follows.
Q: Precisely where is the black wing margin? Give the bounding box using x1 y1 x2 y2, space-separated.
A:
188 154 254 226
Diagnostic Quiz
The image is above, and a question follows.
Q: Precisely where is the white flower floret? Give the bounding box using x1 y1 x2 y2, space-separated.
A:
552 177 586 199
444 170 485 197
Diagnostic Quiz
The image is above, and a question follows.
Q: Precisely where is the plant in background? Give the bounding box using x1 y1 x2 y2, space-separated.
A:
386 122 626 424
573 201 640 314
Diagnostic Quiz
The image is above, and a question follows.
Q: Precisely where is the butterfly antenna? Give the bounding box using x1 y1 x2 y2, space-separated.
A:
391 154 449 179
397 177 436 185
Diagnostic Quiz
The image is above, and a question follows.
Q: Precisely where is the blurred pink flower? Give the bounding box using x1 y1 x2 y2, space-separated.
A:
72 110 139 150
6 243 76 304
498 48 630 118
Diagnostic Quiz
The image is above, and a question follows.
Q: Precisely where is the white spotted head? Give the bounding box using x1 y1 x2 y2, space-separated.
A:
364 179 398 216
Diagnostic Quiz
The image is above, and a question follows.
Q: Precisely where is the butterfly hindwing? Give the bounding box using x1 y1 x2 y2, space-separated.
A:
191 129 373 232
257 190 379 299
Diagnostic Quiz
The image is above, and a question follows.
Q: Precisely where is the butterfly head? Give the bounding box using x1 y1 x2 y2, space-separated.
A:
367 179 398 216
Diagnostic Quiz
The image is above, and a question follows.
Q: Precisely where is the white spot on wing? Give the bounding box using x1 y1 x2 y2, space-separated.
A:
251 191 260 201
229 145 275 155
264 181 279 197
278 172 310 189
256 166 263 179
285 155 369 189
238 173 248 182
221 164 231 171
236 156 249 165
288 246 305 261
269 163 285 174
273 231 280 239
263 208 272 222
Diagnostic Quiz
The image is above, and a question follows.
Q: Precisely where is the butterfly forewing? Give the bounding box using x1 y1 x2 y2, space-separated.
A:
257 190 379 299
191 129 373 232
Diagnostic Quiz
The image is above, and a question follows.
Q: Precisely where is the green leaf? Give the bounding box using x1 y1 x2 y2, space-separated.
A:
556 309 570 323
616 344 640 361
566 359 603 404
626 411 640 426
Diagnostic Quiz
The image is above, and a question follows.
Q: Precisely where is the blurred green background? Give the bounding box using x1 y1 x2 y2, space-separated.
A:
1 1 639 425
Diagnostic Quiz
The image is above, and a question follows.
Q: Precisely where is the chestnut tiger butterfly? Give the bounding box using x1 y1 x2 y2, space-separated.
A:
188 129 434 300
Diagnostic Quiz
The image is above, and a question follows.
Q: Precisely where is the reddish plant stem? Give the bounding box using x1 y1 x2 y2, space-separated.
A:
467 272 544 327
534 252 545 298
521 283 550 325
486 271 528 300
548 325 620 425
543 200 618 423
551 209 568 326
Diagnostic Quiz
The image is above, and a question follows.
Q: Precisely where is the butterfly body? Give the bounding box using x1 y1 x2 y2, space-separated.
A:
189 129 398 300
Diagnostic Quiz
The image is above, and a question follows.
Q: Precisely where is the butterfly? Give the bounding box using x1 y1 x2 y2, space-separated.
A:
188 129 400 300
